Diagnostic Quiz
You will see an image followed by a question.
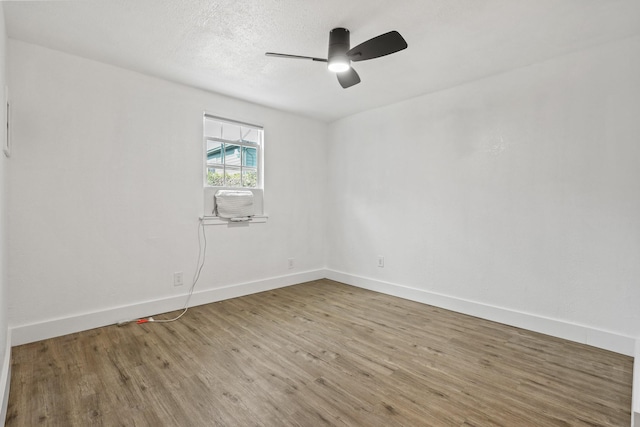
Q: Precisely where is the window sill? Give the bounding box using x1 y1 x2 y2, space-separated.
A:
201 215 268 226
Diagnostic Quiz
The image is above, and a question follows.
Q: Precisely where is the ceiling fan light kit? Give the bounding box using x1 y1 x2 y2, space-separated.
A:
266 27 407 89
327 28 351 73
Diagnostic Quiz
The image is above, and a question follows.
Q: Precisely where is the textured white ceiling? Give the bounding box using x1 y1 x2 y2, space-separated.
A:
4 0 640 122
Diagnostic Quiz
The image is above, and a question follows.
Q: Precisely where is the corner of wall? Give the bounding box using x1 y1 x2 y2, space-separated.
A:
0 2 10 425
0 329 11 425
632 339 639 427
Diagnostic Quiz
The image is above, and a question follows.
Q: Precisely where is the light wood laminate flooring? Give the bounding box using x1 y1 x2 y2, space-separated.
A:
6 279 633 426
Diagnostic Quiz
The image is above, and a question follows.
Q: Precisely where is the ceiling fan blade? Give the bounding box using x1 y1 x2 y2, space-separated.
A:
265 52 327 62
346 31 407 62
336 67 361 89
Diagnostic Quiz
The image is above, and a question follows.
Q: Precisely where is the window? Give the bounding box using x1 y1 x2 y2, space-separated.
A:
204 115 262 188
203 114 265 220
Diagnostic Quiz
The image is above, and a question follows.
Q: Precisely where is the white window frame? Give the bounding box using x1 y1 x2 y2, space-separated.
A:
202 114 266 221
203 114 263 189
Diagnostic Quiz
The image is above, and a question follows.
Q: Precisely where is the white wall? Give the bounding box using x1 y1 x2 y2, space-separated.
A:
0 4 8 423
327 36 640 354
7 40 326 342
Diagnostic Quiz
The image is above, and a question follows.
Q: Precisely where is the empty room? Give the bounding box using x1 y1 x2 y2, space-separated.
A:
0 0 639 425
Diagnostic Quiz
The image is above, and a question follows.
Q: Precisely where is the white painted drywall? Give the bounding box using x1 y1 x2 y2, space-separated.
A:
7 40 326 332
327 36 640 343
0 4 9 423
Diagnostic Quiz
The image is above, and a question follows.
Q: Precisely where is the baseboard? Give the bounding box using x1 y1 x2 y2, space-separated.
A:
8 267 636 353
632 339 640 427
10 269 326 346
325 269 636 357
1 329 11 425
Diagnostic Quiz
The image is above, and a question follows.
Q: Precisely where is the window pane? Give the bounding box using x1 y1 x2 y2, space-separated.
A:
225 144 241 166
225 168 242 187
206 140 224 165
206 168 224 186
242 169 257 188
222 122 242 141
204 120 223 139
241 127 261 144
242 146 257 167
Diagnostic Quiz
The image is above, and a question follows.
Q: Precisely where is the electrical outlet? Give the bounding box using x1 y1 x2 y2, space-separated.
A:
288 258 294 269
173 271 184 287
377 256 384 268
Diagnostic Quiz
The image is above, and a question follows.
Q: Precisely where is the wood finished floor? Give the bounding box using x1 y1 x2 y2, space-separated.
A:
6 279 633 426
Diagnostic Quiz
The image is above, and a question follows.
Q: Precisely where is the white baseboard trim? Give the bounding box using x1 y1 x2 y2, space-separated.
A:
10 269 326 347
325 269 636 357
632 339 640 427
8 268 636 353
1 329 11 426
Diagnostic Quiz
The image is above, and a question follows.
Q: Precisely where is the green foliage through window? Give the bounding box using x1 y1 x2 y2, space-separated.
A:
207 170 257 188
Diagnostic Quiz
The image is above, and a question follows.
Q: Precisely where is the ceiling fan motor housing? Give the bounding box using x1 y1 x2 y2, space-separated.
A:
328 27 350 71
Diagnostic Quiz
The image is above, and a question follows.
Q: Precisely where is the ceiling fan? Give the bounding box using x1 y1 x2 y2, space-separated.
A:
265 28 408 89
